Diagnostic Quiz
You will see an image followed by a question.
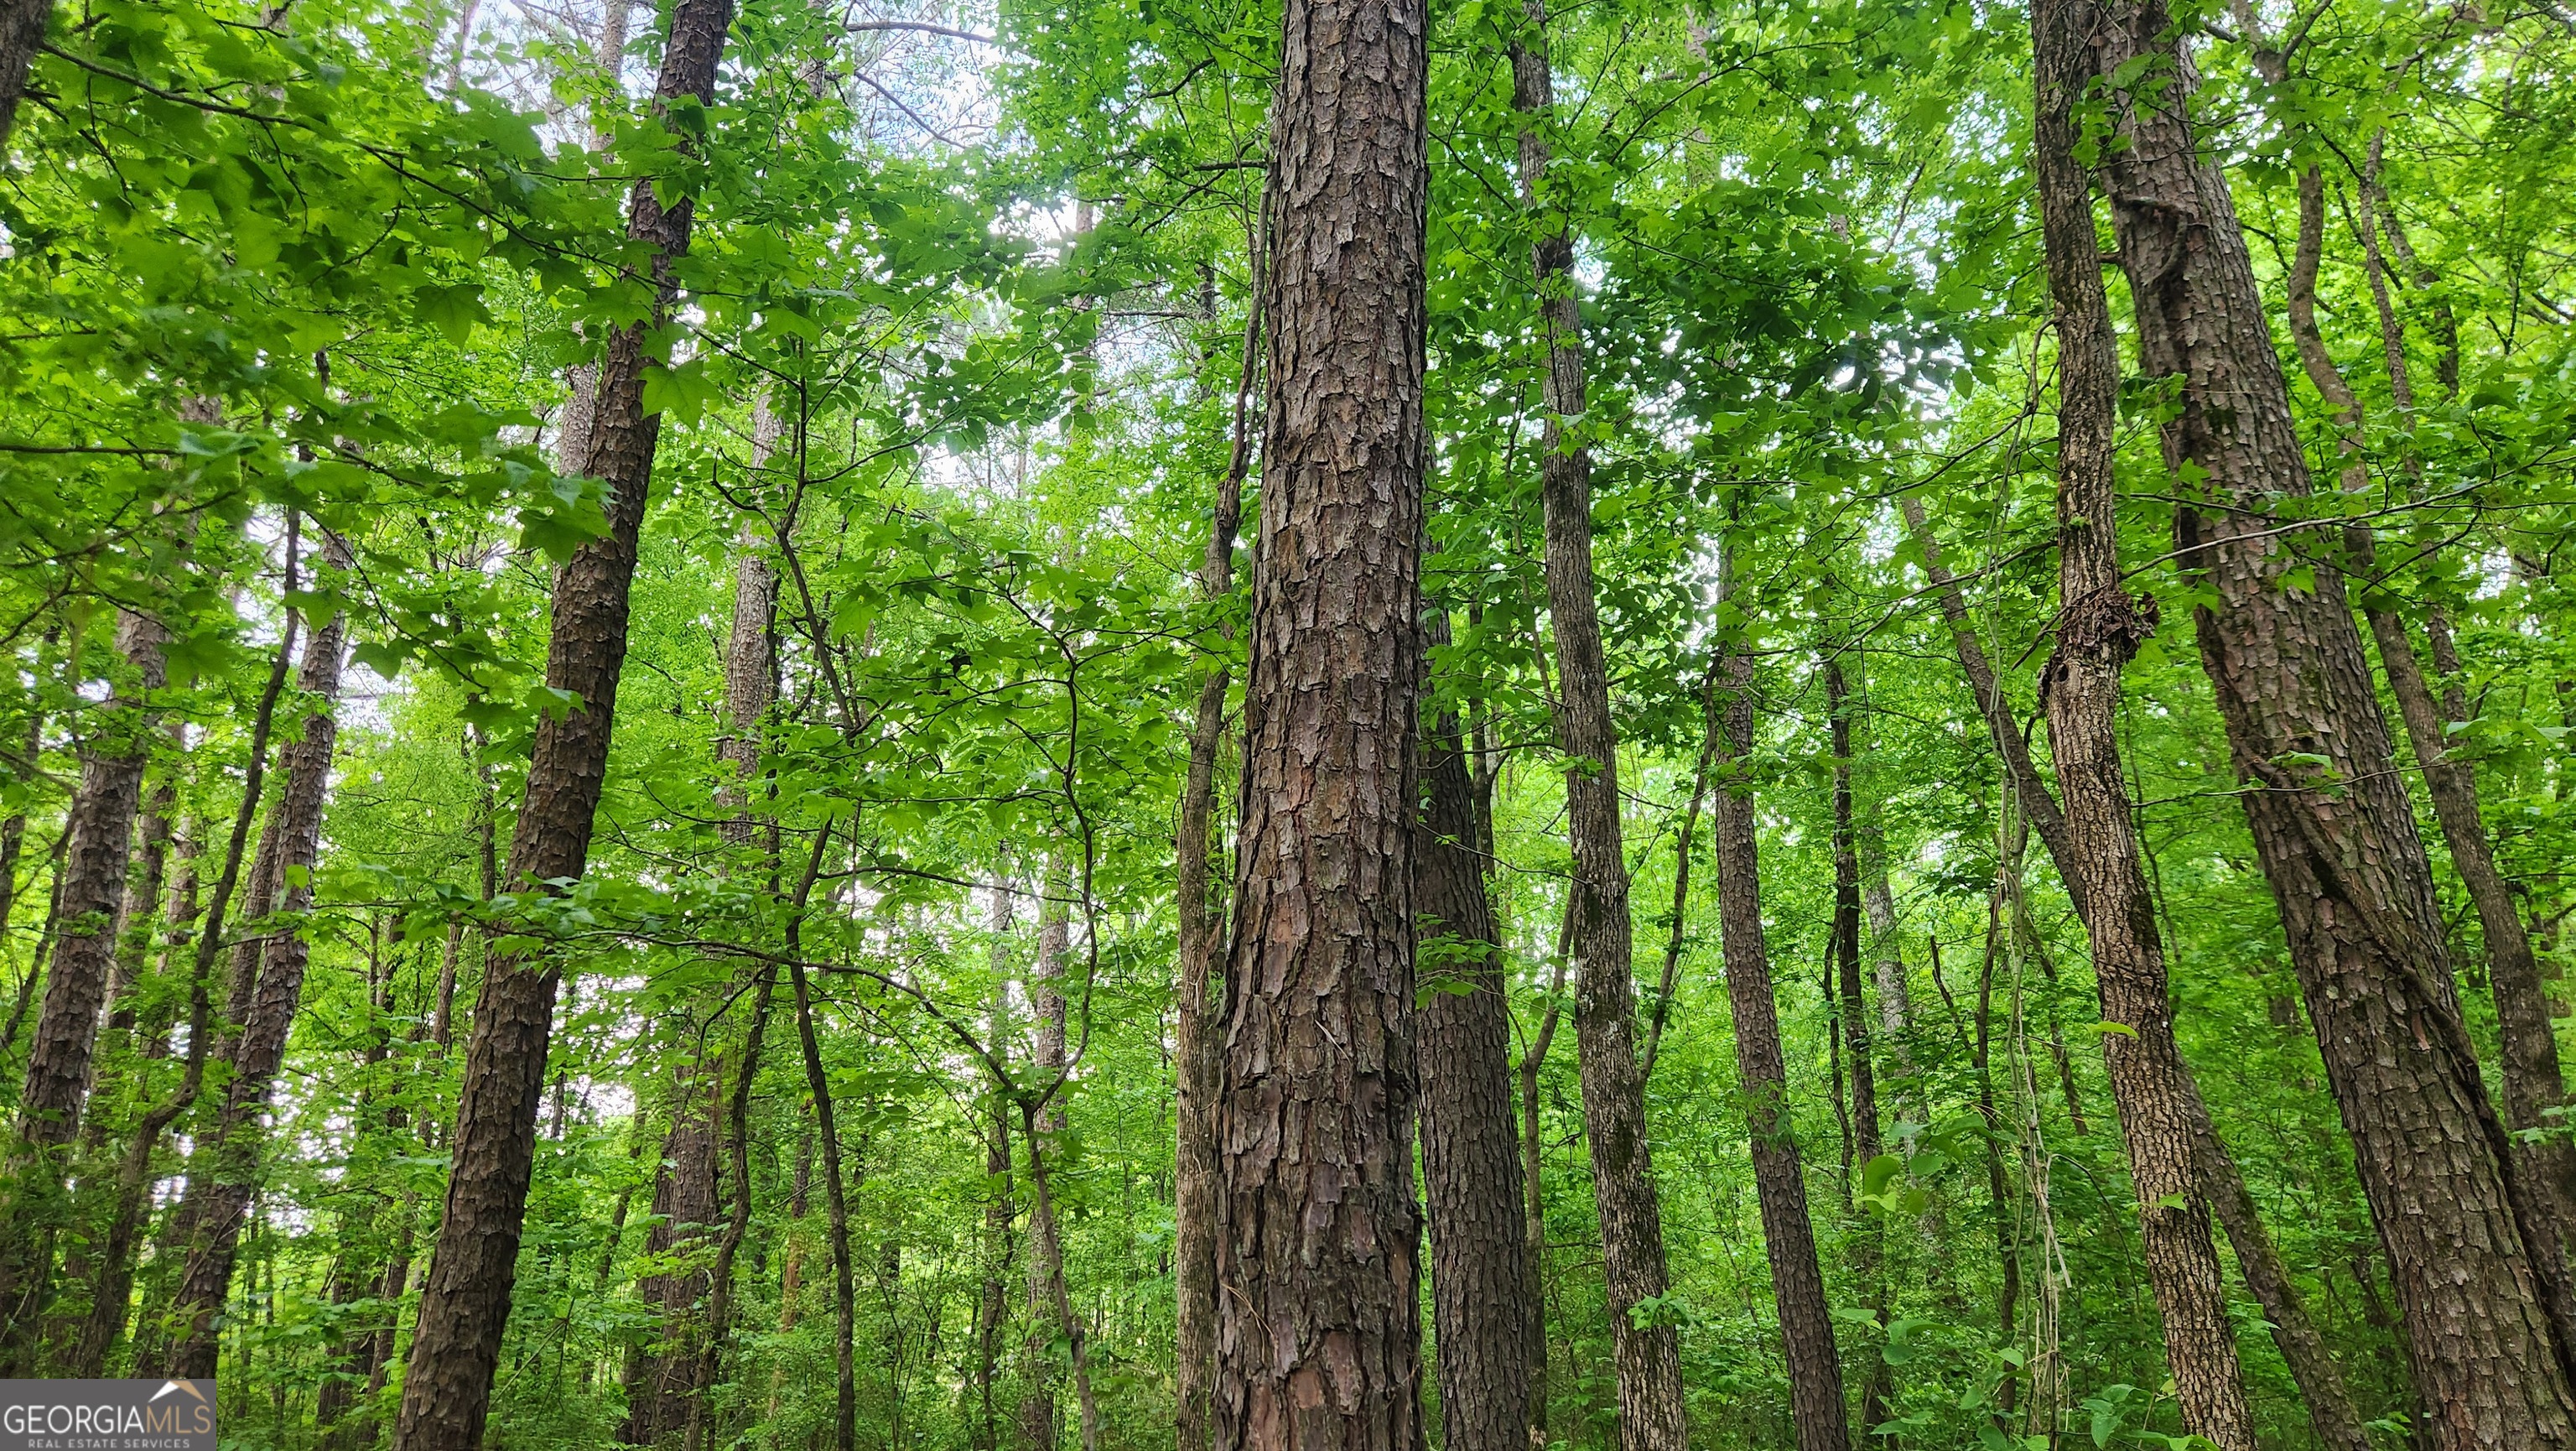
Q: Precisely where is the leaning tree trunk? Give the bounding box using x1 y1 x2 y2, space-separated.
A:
0 596 173 1367
1416 598 1534 1451
1512 11 1690 1448
2281 162 2576 1240
162 528 358 1379
393 0 736 1438
1710 571 1850 1451
2081 0 2576 1438
1211 0 1429 1439
2026 18 2256 1439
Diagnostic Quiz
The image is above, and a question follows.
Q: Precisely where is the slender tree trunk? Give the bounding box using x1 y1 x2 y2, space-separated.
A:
1174 233 1258 1451
2082 0 2576 1437
1641 652 1724 1085
2283 161 2576 1240
1710 566 1850 1451
2026 23 2257 1438
164 528 356 1378
1518 909 1571 1451
1021 874 1100 1451
1895 500 2089 926
1826 658 1895 1438
393 0 735 1439
976 877 1015 1451
683 968 771 1451
791 939 858 1451
1212 0 1430 1441
1417 600 1533 1451
1513 13 1690 1447
0 605 171 1362
621 1053 722 1445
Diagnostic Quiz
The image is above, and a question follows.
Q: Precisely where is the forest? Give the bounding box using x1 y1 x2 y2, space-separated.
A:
0 0 2568 1441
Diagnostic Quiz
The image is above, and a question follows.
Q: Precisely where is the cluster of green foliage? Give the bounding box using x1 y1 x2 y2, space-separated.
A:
0 0 2568 1443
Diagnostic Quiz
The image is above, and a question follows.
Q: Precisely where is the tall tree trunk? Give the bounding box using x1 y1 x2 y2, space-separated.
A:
1709 567 1850 1451
1021 873 1100 1451
621 1054 723 1445
1213 0 1429 1441
392 0 735 1439
684 969 772 1451
0 604 171 1361
1826 658 1894 1439
1416 600 1534 1451
976 876 1015 1451
791 933 858 1451
2026 20 2257 1438
2283 160 2576 1240
2082 0 2576 1438
163 528 356 1377
1518 907 1572 1451
1174 233 1258 1451
1512 12 1690 1448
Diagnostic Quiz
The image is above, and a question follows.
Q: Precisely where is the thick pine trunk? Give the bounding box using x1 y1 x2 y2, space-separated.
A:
392 0 735 1438
1416 602 1534 1451
1211 0 1429 1440
2025 19 2256 1439
163 530 356 1377
1709 585 1850 1451
2081 0 2576 1438
1513 12 1690 1447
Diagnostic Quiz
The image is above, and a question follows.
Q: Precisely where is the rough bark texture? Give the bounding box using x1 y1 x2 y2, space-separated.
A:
2083 0 2576 1439
1175 265 1256 1451
1211 0 1429 1440
621 1061 723 1444
1514 11 1690 1448
392 0 734 1438
1416 603 1534 1451
0 0 46 149
0 601 170 1364
2025 20 2255 1440
1710 605 1850 1451
164 529 356 1379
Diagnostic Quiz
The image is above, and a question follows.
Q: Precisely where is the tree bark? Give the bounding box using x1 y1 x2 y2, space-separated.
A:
2025 18 2256 1438
792 939 858 1451
1826 658 1893 1438
1513 10 1690 1447
392 0 735 1438
1416 601 1534 1451
976 877 1015 1451
163 528 357 1378
1212 0 1429 1441
621 1055 722 1444
2082 0 2576 1438
0 0 47 149
0 603 170 1361
1021 871 1101 1451
1709 573 1850 1451
1174 238 1258 1451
